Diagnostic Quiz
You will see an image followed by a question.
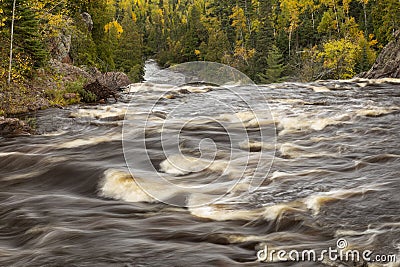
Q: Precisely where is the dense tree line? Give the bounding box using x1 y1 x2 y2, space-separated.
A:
0 0 399 84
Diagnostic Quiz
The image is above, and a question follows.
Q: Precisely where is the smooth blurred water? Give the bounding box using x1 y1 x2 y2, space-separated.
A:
0 63 399 266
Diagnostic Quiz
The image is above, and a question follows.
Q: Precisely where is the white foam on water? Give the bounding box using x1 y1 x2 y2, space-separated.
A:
304 187 380 215
239 140 276 151
98 169 156 203
356 107 399 117
278 143 336 158
189 202 299 222
59 134 121 148
277 114 350 135
218 111 255 123
367 78 400 84
188 204 262 221
69 106 126 120
335 228 386 237
41 130 68 137
307 85 331 92
270 169 330 181
159 155 233 176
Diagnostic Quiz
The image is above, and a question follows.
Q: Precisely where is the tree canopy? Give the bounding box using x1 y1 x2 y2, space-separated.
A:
0 0 399 83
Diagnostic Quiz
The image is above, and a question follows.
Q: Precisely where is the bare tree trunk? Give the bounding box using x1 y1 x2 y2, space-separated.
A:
363 2 368 35
288 28 292 58
312 12 315 30
333 3 340 34
8 0 17 84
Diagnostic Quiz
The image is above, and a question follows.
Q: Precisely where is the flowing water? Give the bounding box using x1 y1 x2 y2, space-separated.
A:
1 61 400 266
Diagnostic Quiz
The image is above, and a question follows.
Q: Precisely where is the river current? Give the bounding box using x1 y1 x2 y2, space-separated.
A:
1 62 399 266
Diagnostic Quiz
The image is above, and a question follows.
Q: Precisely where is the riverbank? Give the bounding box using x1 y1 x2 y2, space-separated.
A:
0 60 132 136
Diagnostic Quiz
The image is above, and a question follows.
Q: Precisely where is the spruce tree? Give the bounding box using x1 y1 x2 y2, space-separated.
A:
250 0 274 83
115 12 144 82
10 0 48 68
258 45 286 84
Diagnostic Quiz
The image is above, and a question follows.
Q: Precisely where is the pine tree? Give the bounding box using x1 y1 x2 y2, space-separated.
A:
115 11 144 82
258 45 286 83
2 0 48 69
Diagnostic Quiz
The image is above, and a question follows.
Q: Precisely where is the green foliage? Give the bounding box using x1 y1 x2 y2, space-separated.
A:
114 13 144 82
319 38 358 79
257 45 286 83
3 0 48 69
70 15 98 67
45 79 96 106
0 0 397 88
66 79 97 103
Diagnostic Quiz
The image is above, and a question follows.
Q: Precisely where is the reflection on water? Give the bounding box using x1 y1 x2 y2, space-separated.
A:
0 62 399 266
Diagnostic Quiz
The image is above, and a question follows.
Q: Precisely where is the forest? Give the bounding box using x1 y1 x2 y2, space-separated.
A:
0 0 399 89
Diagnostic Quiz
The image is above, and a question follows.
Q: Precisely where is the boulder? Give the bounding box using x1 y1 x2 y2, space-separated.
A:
0 117 32 137
359 30 400 79
50 60 93 83
79 66 131 90
81 12 93 32
63 93 77 100
50 31 72 62
50 61 131 102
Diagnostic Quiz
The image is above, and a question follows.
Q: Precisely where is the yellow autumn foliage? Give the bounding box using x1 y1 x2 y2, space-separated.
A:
104 20 124 38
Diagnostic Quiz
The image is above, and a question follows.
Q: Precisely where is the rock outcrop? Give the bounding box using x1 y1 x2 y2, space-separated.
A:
359 30 400 79
83 70 131 102
0 117 32 137
51 60 131 102
81 12 93 32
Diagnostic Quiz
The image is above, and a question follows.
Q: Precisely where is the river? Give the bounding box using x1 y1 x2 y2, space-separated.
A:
0 61 399 266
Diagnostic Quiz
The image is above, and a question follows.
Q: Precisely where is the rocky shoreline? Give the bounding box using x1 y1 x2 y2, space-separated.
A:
1 28 400 137
0 60 132 137
359 30 400 79
0 117 32 137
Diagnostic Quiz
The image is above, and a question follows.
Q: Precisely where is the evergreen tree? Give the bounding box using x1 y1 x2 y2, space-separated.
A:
257 45 286 83
250 0 274 82
115 11 144 82
2 0 48 69
182 5 208 62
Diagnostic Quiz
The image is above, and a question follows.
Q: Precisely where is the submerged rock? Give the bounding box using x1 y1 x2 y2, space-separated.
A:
359 30 400 79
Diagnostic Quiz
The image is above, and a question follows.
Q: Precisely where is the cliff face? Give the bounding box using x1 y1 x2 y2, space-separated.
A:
359 30 400 79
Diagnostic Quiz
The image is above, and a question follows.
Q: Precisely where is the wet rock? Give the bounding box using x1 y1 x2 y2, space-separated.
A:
0 117 32 137
359 30 400 79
